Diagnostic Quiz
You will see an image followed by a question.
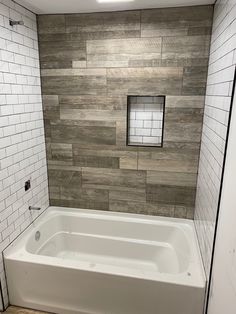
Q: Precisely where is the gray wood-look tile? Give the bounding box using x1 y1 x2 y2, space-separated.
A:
50 197 109 211
146 184 196 206
109 200 175 216
42 75 107 96
42 95 60 119
59 95 127 110
164 121 202 143
87 38 162 55
187 26 212 36
107 67 183 95
109 189 146 202
38 5 213 219
51 143 73 161
40 61 73 69
147 171 197 187
39 41 86 64
138 158 198 173
65 11 141 32
175 205 194 219
82 168 146 190
182 66 208 95
74 155 119 169
87 53 163 68
51 122 116 145
86 38 162 68
119 157 138 170
60 186 109 208
138 148 199 161
141 6 213 37
48 169 82 187
39 30 141 43
162 35 211 64
165 108 204 123
38 15 66 34
60 108 125 122
72 146 138 158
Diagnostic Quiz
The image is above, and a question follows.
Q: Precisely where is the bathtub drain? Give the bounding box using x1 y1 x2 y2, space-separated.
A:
35 231 41 241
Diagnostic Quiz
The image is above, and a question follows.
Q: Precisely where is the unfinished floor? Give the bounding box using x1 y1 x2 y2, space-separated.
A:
5 307 51 314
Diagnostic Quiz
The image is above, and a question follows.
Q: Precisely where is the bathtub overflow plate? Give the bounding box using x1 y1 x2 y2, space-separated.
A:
35 231 41 241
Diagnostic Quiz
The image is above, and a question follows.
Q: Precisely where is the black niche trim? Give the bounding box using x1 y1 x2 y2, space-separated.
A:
126 95 166 148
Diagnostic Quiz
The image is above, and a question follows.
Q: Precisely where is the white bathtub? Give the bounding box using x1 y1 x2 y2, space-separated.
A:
4 207 206 314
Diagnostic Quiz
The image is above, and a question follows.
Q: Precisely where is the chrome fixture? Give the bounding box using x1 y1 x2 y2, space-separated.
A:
29 206 41 211
9 20 24 26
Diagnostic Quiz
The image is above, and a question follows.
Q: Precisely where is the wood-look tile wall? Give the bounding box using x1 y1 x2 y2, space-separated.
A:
38 5 213 219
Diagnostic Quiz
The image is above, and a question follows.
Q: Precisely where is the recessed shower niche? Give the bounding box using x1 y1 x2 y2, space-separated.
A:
127 96 165 147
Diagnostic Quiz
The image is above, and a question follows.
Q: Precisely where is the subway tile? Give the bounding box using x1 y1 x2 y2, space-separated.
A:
135 128 151 136
151 128 162 136
0 1 49 309
136 111 152 120
129 120 143 128
144 120 152 128
142 136 161 145
129 135 143 144
0 3 10 17
195 0 236 282
152 121 162 128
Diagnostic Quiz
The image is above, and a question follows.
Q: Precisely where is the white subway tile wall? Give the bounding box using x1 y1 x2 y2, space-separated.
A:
195 0 236 281
128 96 164 146
0 0 49 309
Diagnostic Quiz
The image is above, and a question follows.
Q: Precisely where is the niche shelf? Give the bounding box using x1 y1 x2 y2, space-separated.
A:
127 96 165 147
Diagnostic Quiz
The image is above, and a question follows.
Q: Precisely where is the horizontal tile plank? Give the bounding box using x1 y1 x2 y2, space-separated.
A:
41 75 107 95
147 171 197 187
82 168 146 190
147 184 196 206
51 124 116 145
59 95 126 110
165 95 205 108
60 108 126 122
141 6 213 38
109 200 175 216
107 67 183 95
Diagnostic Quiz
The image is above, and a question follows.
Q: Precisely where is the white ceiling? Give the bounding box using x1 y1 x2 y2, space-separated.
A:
16 0 214 15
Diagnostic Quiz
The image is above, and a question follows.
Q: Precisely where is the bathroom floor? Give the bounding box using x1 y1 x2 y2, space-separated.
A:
5 307 51 314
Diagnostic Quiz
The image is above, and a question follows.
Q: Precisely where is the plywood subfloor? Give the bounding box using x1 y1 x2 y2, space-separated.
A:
5 307 51 314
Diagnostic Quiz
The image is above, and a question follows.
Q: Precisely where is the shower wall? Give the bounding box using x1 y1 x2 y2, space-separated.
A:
195 0 236 281
38 6 213 219
0 0 49 309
